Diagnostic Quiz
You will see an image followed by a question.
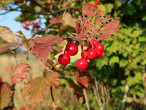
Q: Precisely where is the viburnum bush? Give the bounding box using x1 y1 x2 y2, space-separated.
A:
3 0 146 110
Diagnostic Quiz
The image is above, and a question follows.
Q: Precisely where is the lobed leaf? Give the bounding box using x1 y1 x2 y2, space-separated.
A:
29 35 63 65
11 63 30 84
0 43 15 54
23 70 60 104
0 82 12 110
49 17 62 24
75 3 120 44
64 78 83 100
73 71 93 89
0 26 17 42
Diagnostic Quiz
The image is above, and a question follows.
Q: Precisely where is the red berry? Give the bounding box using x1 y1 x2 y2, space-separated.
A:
96 49 102 58
58 54 70 65
95 44 104 52
81 50 88 59
89 39 98 48
94 1 101 6
45 2 51 8
65 43 78 56
77 58 88 70
87 49 97 60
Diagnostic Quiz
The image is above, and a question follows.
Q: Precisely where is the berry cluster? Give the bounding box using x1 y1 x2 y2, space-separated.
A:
58 39 105 70
58 43 78 65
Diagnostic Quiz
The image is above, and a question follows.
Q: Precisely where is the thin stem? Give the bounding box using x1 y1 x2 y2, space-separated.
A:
50 87 55 102
53 61 59 68
121 82 129 110
83 89 90 110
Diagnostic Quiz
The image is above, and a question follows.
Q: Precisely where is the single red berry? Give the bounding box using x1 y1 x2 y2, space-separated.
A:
81 50 88 59
58 54 70 65
95 44 104 52
72 9 75 13
94 1 101 6
87 49 97 60
45 2 51 8
89 39 98 48
77 58 88 70
96 49 102 58
65 43 78 56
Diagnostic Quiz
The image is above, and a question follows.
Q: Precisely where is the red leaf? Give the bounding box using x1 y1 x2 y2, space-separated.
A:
6 64 13 72
23 70 60 104
0 75 3 82
97 19 120 40
52 102 63 110
74 71 93 89
29 35 63 65
75 3 120 44
20 107 33 110
0 43 15 54
0 82 12 110
49 17 62 24
65 78 83 100
11 63 30 84
82 3 97 17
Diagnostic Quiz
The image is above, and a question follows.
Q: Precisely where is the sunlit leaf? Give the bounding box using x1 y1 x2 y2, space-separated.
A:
23 70 60 104
49 17 62 24
0 82 12 110
11 63 30 84
29 35 63 65
0 43 15 54
0 26 17 42
63 12 76 28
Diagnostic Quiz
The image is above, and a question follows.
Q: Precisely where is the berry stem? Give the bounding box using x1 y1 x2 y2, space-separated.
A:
48 57 53 68
53 61 59 68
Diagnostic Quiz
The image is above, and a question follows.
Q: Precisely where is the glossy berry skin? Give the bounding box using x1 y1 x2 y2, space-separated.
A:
58 54 70 65
87 49 97 60
95 44 104 52
81 50 88 59
77 58 88 70
65 44 78 56
96 49 102 58
89 39 98 48
94 1 101 6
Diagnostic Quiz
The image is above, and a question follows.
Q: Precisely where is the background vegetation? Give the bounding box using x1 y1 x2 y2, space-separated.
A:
0 0 145 110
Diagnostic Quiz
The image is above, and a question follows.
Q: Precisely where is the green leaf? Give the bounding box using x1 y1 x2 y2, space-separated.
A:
109 56 119 65
105 3 114 13
119 59 128 67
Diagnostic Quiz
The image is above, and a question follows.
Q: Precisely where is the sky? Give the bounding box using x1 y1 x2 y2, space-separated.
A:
0 10 32 38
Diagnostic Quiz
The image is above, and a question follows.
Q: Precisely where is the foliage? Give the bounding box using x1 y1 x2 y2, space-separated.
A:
0 0 145 110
